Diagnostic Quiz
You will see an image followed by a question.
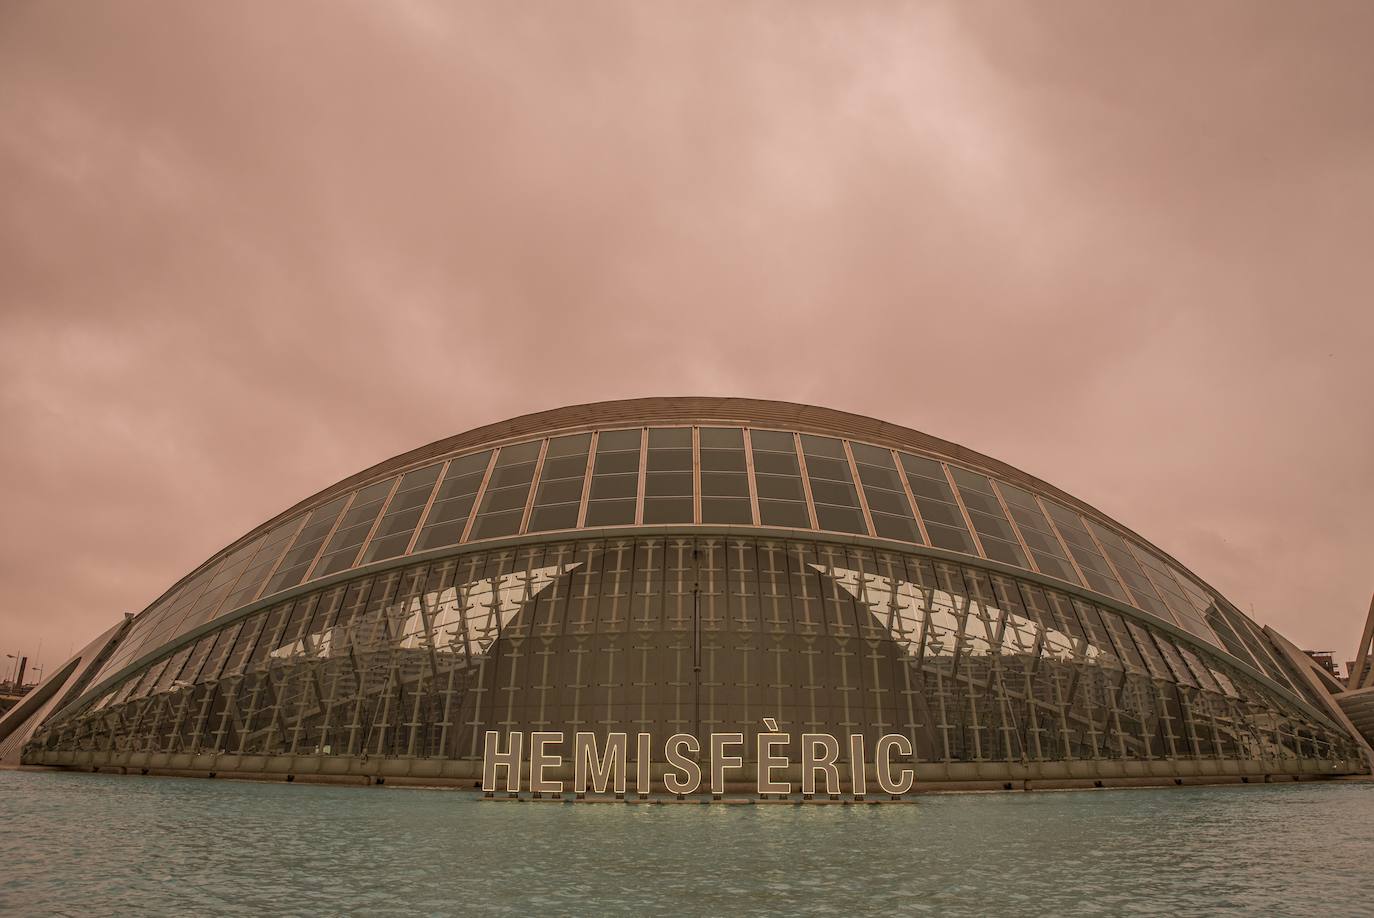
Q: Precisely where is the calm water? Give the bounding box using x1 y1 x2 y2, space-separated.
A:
2 770 1372 917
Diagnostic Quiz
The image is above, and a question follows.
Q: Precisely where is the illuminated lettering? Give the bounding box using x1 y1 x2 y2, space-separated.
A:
529 732 563 794
710 733 743 795
479 723 915 800
875 734 914 795
801 733 841 796
574 732 627 795
663 733 701 795
756 718 790 795
636 732 652 796
848 734 867 796
482 730 521 793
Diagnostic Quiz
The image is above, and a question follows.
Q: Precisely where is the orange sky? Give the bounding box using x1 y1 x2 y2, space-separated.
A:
2 2 1372 680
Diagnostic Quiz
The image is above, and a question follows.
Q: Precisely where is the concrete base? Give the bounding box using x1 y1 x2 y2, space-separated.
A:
24 747 1368 797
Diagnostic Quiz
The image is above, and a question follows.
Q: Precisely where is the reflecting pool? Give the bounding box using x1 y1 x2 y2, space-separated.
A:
1 770 1372 916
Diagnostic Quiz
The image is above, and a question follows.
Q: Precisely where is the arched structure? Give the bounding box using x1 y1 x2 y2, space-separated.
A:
12 398 1370 791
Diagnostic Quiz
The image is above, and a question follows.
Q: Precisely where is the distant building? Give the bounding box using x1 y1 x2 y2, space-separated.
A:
1303 651 1343 684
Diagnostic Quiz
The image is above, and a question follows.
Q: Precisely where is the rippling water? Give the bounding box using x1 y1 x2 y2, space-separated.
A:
2 770 1372 916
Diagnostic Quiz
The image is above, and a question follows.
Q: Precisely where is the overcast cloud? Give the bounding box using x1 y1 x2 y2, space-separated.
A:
2 1 1372 678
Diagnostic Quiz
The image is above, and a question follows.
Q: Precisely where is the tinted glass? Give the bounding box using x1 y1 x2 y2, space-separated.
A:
949 468 1026 569
700 427 751 525
750 430 811 529
360 464 443 563
800 435 866 535
897 453 975 554
469 442 540 541
413 451 492 552
528 433 591 533
585 429 641 527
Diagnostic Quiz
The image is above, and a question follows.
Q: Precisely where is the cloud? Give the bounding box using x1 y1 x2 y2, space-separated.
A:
1 0 1372 678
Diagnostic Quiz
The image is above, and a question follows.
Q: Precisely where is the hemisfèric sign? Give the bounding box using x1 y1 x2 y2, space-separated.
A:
483 718 915 800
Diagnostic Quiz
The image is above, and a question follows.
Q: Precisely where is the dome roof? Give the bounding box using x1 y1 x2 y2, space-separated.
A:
81 398 1306 706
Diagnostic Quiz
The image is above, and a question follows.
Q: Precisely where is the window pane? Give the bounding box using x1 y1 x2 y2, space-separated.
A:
470 441 540 540
897 454 975 557
413 450 492 552
644 427 693 524
701 497 751 524
750 430 810 530
949 468 1027 569
800 435 865 535
527 433 590 534
313 485 391 576
263 495 350 595
585 429 642 527
1041 501 1128 601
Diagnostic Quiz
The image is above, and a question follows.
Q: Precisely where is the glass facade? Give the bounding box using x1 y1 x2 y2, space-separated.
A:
28 537 1361 778
30 401 1363 783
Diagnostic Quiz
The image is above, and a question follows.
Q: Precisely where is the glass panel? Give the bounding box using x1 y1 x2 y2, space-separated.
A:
218 515 304 616
800 435 866 535
412 451 492 552
1040 501 1128 602
948 468 1027 569
359 463 443 563
1084 520 1172 621
700 427 751 525
750 430 811 529
37 535 1363 775
175 538 261 636
1221 604 1300 692
469 441 541 541
897 453 975 554
263 494 350 595
1123 539 1213 636
527 433 591 533
1163 565 1226 646
585 429 641 527
643 427 694 524
311 477 397 579
850 442 920 544
995 481 1083 586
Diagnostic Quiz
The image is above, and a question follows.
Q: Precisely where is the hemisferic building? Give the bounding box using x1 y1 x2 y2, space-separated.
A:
3 398 1370 796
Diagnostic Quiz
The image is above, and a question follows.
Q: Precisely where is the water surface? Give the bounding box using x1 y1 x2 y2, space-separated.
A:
2 770 1372 916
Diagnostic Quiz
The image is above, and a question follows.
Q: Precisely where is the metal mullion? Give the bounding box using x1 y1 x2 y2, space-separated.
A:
403 459 450 556
202 533 276 625
301 491 357 583
1132 545 1229 648
792 432 819 530
893 449 931 547
518 439 550 536
1153 555 1214 621
1033 494 1090 589
1128 542 1193 612
1080 518 1135 606
634 427 648 525
990 480 1040 574
162 555 229 643
840 440 876 538
459 449 500 544
352 476 403 570
576 431 598 529
940 463 987 559
692 427 702 524
742 428 761 526
252 516 309 610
